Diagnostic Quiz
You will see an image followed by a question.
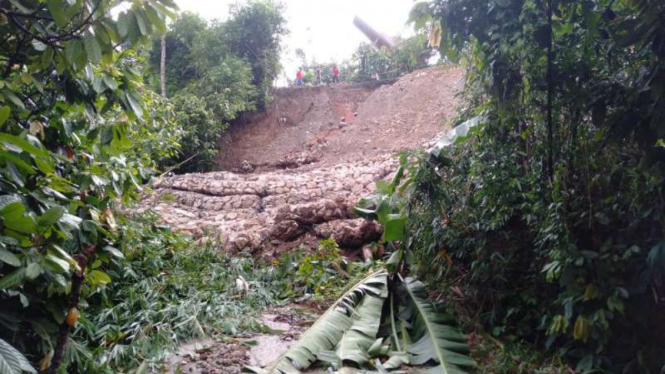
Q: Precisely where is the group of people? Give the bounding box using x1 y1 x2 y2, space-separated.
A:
295 65 339 87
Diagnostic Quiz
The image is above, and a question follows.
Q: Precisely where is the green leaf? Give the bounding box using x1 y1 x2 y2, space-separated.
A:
117 12 130 38
38 206 66 227
102 75 118 90
0 150 36 175
83 31 102 64
90 270 111 285
25 263 41 280
41 46 54 68
0 195 21 211
45 254 70 274
0 268 26 290
1 202 37 234
0 106 10 125
0 338 36 374
8 0 33 13
102 245 124 259
91 77 104 94
31 39 47 52
33 154 54 174
0 248 20 267
401 276 474 373
58 213 82 231
125 92 144 118
1 89 24 109
382 351 409 370
135 11 148 35
260 271 387 372
0 133 48 158
47 0 67 28
429 115 486 158
144 4 166 33
383 214 406 241
336 291 386 365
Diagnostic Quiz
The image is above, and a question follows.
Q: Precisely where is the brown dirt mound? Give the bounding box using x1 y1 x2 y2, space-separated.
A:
217 81 389 171
217 65 463 171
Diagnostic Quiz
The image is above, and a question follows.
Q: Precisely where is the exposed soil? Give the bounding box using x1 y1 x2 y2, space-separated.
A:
218 81 388 171
218 66 463 171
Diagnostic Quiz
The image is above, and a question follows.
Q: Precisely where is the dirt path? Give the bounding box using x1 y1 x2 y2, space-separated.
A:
163 306 318 374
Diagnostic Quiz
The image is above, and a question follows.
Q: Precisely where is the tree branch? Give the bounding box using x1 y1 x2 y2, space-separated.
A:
43 244 97 374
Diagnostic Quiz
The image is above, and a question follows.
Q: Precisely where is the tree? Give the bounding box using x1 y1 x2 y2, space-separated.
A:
0 0 178 372
160 35 167 96
223 0 288 108
148 13 258 173
401 0 665 372
149 11 207 95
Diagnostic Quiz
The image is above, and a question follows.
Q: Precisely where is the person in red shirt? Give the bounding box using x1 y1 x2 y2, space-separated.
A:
332 65 340 84
296 67 304 86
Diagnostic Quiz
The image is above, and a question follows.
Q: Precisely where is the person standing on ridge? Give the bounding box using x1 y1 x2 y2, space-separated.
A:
296 67 304 87
332 65 340 84
316 67 322 85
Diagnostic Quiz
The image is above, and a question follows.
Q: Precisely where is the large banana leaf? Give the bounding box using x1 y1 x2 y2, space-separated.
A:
0 338 36 374
264 271 388 374
400 277 475 374
336 290 386 366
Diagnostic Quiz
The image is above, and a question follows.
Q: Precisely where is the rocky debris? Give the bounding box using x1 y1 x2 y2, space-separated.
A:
274 150 319 169
240 160 254 173
140 67 463 256
314 218 382 248
138 156 397 254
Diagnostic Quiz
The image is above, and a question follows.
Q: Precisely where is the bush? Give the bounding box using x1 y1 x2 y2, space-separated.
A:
169 94 224 173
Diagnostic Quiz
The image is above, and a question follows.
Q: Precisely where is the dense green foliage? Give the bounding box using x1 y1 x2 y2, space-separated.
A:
358 0 665 372
0 1 184 372
148 3 286 172
51 213 281 372
223 1 287 109
350 35 433 82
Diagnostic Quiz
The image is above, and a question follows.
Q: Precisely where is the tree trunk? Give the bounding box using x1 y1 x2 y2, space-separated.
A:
546 0 554 180
160 35 166 97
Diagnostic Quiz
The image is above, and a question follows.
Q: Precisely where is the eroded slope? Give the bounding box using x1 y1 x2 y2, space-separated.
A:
140 66 463 255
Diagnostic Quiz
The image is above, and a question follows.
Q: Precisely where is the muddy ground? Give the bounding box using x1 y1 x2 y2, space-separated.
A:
162 305 320 374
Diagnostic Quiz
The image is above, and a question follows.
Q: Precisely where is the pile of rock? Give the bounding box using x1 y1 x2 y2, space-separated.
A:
137 156 397 255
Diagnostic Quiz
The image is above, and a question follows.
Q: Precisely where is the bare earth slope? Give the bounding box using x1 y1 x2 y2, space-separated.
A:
139 66 463 256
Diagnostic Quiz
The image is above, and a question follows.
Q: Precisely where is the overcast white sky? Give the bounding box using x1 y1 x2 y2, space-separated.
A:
175 0 416 84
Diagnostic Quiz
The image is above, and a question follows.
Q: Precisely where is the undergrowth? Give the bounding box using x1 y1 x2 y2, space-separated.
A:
12 212 360 373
